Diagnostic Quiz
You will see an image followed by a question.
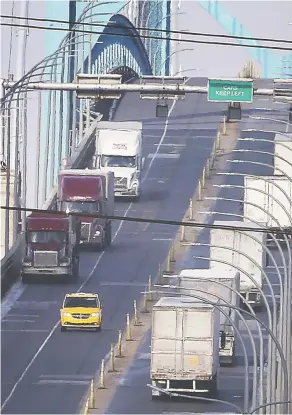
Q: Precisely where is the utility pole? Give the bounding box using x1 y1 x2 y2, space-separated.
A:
68 0 77 156
13 0 29 236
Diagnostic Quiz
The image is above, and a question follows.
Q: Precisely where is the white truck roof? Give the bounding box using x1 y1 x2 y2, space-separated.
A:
97 121 142 131
59 169 112 177
154 296 215 310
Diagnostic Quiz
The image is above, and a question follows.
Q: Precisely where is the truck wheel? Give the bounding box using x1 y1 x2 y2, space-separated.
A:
106 223 112 246
209 378 218 398
72 257 79 282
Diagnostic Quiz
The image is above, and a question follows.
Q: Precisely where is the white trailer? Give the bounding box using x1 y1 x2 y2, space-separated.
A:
274 133 292 178
178 269 240 365
244 175 292 243
93 121 144 200
151 297 220 399
210 221 266 308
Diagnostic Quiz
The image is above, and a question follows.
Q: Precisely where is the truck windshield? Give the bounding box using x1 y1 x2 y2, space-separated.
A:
63 201 98 213
101 155 136 168
28 231 66 244
64 297 99 308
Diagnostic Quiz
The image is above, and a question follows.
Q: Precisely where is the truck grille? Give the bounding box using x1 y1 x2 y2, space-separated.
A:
33 251 58 267
114 177 127 190
71 313 90 319
81 223 91 239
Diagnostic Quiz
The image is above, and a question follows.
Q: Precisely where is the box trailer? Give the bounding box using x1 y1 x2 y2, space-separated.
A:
178 268 240 365
150 297 220 399
244 175 292 244
210 221 266 308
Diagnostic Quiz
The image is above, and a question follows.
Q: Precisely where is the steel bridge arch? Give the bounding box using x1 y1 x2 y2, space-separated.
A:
84 14 152 76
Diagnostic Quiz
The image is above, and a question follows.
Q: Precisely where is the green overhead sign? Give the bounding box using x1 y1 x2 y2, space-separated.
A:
208 79 253 103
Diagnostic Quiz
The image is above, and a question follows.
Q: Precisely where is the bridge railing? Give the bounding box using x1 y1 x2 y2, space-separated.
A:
1 116 102 298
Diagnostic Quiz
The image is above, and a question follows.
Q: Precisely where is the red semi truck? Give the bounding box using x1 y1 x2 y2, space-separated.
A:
21 212 81 284
57 169 114 250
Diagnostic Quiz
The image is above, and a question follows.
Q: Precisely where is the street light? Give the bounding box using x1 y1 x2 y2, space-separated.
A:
248 115 291 133
187 235 278 408
204 184 291 411
242 128 292 139
195 210 286 412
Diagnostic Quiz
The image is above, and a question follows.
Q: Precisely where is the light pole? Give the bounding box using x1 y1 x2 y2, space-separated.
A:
188 236 278 408
242 128 292 139
194 211 286 412
204 186 291 411
248 115 291 133
214 166 292 409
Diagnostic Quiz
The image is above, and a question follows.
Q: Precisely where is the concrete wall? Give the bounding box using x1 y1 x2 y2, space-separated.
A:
1 171 15 257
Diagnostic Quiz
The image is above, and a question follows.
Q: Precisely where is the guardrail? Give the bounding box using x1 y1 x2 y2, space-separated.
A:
1 115 102 298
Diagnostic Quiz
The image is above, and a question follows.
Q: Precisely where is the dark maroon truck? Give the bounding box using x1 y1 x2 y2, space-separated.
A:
21 211 80 283
57 169 114 250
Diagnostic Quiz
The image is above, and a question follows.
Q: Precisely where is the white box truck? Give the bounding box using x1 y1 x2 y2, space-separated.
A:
244 175 292 244
210 221 265 308
93 121 144 200
274 133 292 178
178 269 240 366
150 297 220 399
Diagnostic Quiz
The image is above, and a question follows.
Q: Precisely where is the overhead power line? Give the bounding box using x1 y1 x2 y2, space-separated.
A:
2 14 292 46
1 205 290 235
1 21 292 52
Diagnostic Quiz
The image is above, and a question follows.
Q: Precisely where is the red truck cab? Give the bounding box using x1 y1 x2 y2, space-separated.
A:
21 212 80 283
57 169 114 250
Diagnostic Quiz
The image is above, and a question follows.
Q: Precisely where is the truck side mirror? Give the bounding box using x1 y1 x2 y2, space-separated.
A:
220 330 226 349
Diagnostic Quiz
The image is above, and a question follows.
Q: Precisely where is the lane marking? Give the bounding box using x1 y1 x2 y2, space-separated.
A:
1 92 178 412
2 319 36 324
6 314 40 318
152 238 172 241
39 374 92 380
1 329 49 333
100 282 147 287
153 143 185 147
147 153 180 159
36 380 89 386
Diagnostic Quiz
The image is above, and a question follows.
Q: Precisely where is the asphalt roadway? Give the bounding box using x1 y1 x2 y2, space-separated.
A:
105 97 292 414
1 78 226 414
